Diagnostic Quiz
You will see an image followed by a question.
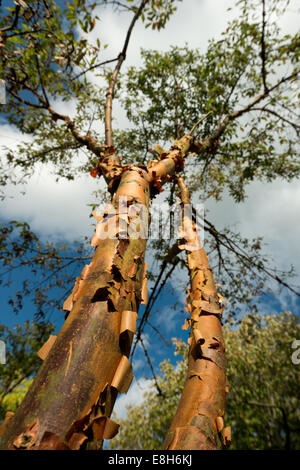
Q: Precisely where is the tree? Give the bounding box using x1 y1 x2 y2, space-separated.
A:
0 379 32 422
110 312 300 450
0 320 55 420
0 0 299 450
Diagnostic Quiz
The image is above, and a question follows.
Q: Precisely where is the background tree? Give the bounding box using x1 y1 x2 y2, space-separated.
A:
0 319 55 420
110 312 300 450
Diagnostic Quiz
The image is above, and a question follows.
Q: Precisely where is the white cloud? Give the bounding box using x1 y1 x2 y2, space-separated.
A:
205 178 300 282
81 0 237 129
135 332 150 352
113 377 152 420
156 302 182 333
132 358 144 373
88 0 298 73
107 0 232 56
0 156 105 243
51 96 78 121
0 120 108 241
0 123 32 147
1 171 104 241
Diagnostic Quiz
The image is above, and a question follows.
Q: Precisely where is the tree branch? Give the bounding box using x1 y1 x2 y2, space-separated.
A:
222 69 245 112
230 70 299 120
131 247 180 358
101 1 134 12
105 0 149 146
0 5 20 33
73 57 119 80
7 87 45 109
250 107 300 133
196 69 299 167
139 334 163 396
189 111 212 135
0 373 28 408
46 106 103 156
147 320 171 347
34 54 50 107
203 216 300 297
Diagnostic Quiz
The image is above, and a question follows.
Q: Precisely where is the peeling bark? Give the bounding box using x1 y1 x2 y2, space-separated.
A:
0 135 198 450
162 177 230 451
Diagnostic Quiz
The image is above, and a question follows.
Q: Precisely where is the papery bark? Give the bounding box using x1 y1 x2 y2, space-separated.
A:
162 177 229 450
0 167 150 450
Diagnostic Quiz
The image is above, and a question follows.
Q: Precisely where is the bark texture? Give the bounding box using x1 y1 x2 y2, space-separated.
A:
0 168 150 450
0 135 196 450
162 177 230 450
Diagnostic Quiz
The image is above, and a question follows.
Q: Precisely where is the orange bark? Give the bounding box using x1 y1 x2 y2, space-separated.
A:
0 167 150 450
162 177 230 450
0 135 196 450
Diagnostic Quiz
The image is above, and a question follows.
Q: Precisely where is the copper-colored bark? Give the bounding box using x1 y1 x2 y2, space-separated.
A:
104 0 149 148
0 135 197 450
0 168 150 450
162 177 229 450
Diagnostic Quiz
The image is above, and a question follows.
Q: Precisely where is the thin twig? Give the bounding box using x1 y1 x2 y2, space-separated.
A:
131 243 180 357
105 0 149 146
261 0 268 92
147 320 171 347
203 215 300 296
139 335 163 396
189 111 213 135
73 57 119 80
195 69 299 172
250 107 300 132
0 5 20 33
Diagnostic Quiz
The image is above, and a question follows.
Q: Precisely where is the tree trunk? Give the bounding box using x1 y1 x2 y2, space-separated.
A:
0 135 196 450
162 177 230 450
0 167 150 450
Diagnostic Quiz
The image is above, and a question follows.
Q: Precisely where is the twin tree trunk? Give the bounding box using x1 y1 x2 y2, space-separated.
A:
0 135 229 450
163 177 230 450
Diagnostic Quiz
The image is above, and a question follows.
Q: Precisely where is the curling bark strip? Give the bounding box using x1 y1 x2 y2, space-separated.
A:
0 135 196 450
162 177 230 450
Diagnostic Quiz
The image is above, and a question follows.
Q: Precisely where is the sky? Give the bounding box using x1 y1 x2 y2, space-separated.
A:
0 0 300 421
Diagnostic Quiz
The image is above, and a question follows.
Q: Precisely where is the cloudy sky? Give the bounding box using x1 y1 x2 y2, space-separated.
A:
0 0 299 420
